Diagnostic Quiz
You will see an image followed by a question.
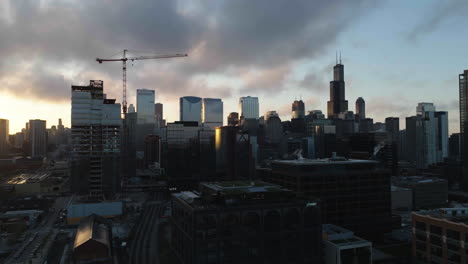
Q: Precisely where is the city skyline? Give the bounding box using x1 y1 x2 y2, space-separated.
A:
0 0 466 134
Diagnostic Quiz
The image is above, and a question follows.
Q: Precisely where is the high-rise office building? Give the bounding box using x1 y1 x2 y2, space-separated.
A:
0 119 9 157
29 119 47 158
202 98 223 128
239 96 259 119
128 104 136 113
327 61 348 118
227 112 239 126
460 70 468 189
180 96 202 124
71 80 121 196
385 117 399 143
406 103 448 169
137 89 155 124
449 133 461 160
155 103 164 127
292 100 305 119
171 181 322 264
355 97 365 119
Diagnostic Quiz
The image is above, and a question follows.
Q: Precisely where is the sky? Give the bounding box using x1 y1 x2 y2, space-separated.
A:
0 0 466 134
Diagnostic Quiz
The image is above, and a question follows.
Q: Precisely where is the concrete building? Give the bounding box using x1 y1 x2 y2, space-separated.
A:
29 119 47 158
292 100 305 119
155 103 165 128
412 205 468 263
264 157 392 241
202 98 223 128
323 224 372 264
67 201 123 225
180 96 202 124
171 181 322 264
70 80 121 196
392 176 447 210
239 96 259 119
137 89 156 124
391 186 413 212
327 62 348 118
449 133 461 160
0 119 8 157
355 97 365 119
385 117 399 143
264 111 283 145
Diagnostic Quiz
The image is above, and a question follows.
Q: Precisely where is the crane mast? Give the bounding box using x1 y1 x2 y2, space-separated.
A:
96 50 187 115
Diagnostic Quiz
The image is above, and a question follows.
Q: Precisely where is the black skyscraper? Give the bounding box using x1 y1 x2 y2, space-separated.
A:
327 60 348 118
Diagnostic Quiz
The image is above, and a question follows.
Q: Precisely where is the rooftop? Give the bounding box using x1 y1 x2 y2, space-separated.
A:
200 180 288 195
393 176 446 185
323 224 372 247
272 158 377 166
414 204 468 225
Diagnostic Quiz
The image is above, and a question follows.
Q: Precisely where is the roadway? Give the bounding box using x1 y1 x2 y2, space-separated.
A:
129 192 167 264
5 195 73 264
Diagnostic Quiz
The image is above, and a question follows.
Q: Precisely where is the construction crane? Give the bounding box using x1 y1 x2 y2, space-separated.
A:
96 49 187 115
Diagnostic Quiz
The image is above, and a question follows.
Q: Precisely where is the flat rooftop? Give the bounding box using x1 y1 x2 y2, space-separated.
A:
200 181 288 194
323 224 372 247
393 176 446 185
414 204 468 225
272 158 377 166
5 173 51 184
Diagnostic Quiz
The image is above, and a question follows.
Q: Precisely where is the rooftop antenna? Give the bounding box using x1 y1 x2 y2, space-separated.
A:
335 51 338 64
339 51 342 64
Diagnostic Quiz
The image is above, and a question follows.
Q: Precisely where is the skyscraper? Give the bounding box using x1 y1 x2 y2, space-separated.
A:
180 96 202 124
155 103 164 127
406 103 448 168
0 119 9 157
355 97 365 119
327 60 348 118
227 112 239 126
459 70 468 189
385 117 399 143
202 98 223 128
29 119 47 158
239 96 259 119
292 100 305 119
71 80 121 196
136 89 155 124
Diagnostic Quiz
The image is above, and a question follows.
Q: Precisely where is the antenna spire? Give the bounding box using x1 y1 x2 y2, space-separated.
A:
339 51 342 64
335 51 338 64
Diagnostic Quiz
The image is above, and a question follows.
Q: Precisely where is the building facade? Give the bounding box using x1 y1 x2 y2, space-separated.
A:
292 100 305 119
171 181 322 264
327 63 348 118
0 119 9 157
71 80 121 196
180 96 202 124
265 158 392 241
137 89 156 124
355 97 365 119
238 96 259 120
29 119 47 158
202 98 223 128
460 70 468 190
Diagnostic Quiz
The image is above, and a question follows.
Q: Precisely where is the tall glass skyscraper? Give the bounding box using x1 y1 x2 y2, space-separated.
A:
238 96 259 119
202 98 223 128
29 119 47 158
137 89 155 124
180 96 202 124
327 62 348 118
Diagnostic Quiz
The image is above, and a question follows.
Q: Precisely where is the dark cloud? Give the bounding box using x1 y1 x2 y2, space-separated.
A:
406 0 468 41
0 0 379 103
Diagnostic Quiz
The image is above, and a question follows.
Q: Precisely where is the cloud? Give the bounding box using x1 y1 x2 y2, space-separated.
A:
0 0 379 105
406 0 468 41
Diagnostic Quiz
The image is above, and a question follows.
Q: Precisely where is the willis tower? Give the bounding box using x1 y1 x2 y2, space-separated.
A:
327 55 348 118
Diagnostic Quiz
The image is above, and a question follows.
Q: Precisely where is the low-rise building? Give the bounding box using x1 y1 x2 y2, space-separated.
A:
323 224 372 264
73 214 113 264
412 205 468 263
393 176 448 209
171 180 322 264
